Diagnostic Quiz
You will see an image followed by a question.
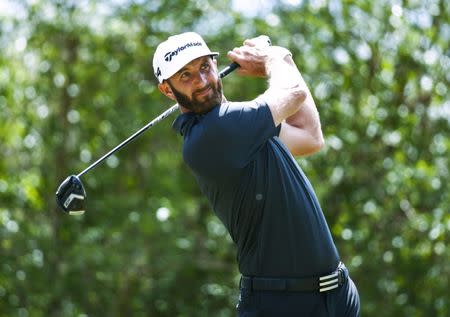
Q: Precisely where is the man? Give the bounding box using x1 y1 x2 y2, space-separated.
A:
153 32 360 316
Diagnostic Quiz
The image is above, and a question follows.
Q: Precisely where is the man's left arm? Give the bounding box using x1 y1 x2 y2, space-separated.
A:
278 55 324 157
227 39 324 157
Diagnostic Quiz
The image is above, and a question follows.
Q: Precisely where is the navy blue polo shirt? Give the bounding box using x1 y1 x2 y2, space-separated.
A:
173 100 340 278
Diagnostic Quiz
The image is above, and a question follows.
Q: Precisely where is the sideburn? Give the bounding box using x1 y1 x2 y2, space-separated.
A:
166 80 197 112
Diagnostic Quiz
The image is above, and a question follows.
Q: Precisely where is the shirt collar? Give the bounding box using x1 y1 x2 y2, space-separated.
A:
172 112 198 136
172 103 224 136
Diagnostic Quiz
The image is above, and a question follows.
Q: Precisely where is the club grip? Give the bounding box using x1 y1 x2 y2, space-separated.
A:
219 62 240 78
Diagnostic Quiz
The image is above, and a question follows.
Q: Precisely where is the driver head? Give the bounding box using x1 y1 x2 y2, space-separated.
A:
55 175 86 215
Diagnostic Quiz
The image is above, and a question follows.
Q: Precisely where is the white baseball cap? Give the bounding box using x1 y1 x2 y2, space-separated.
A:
152 32 219 83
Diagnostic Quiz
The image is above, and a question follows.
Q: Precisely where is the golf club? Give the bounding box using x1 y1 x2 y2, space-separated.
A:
56 36 271 215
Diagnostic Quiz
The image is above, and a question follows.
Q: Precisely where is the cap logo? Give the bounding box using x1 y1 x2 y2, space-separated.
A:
155 67 162 78
164 41 203 62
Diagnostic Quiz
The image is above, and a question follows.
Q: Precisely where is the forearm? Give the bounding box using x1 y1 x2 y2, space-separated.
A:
284 72 323 144
261 50 309 126
270 55 324 156
266 48 299 88
270 55 319 127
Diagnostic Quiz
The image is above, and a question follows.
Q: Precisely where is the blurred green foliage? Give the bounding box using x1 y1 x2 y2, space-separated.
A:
0 0 448 316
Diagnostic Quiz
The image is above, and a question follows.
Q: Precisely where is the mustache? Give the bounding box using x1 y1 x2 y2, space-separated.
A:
193 84 213 96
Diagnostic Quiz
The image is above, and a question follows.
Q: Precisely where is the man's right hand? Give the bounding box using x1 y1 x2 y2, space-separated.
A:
227 42 293 79
227 36 270 77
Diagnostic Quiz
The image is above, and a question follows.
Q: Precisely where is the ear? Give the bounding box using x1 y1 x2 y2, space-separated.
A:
158 82 176 101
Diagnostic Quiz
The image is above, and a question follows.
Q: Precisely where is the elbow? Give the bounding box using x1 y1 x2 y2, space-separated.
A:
311 133 325 154
292 133 324 157
309 123 325 153
315 134 325 151
306 137 324 155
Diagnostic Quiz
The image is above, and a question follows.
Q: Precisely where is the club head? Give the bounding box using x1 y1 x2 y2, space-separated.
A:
55 175 86 215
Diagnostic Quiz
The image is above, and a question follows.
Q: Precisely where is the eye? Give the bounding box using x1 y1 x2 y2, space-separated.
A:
201 62 210 71
180 72 191 80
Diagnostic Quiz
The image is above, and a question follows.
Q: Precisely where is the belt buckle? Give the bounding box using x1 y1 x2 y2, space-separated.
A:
319 262 346 292
319 272 339 292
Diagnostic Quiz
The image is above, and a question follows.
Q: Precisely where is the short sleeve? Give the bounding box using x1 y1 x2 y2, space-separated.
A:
183 100 280 179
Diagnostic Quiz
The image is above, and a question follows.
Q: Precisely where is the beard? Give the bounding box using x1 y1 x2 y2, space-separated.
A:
167 79 223 114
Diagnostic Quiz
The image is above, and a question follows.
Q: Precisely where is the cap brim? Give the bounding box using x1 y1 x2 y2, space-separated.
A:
161 52 220 82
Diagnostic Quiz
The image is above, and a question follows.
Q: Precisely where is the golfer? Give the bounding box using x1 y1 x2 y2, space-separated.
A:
153 32 360 316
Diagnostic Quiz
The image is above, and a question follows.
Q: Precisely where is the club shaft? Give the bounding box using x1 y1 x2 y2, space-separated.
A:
76 62 239 178
77 104 179 178
219 62 239 78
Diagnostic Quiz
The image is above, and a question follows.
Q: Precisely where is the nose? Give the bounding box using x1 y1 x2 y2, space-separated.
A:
193 71 208 86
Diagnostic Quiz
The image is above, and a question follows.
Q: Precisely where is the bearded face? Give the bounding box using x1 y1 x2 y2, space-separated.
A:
161 56 224 114
167 75 223 114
